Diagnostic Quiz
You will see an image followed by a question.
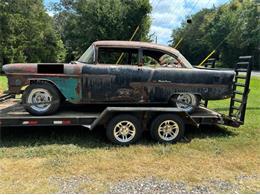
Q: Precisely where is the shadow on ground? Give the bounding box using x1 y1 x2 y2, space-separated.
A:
0 123 237 148
184 124 237 142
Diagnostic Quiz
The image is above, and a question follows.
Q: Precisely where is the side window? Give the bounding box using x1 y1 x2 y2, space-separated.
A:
142 50 162 67
143 56 159 67
159 54 182 68
142 49 183 68
98 47 138 65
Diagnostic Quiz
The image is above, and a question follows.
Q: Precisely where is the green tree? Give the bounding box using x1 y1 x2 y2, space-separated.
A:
53 0 151 61
171 0 259 69
0 0 66 66
171 8 216 65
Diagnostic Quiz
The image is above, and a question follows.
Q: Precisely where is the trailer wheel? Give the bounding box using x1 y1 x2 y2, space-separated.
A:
150 114 184 143
22 83 60 116
106 114 143 145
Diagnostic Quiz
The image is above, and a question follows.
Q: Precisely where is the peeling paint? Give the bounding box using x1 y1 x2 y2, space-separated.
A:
2 41 235 105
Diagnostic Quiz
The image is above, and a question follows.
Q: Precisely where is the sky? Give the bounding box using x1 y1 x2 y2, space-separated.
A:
44 0 228 45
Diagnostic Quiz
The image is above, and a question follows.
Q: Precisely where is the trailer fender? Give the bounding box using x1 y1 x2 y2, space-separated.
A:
88 107 199 131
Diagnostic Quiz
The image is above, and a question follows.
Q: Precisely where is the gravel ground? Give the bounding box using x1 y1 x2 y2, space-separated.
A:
108 177 238 194
49 175 91 194
109 175 259 194
109 178 189 194
49 174 259 193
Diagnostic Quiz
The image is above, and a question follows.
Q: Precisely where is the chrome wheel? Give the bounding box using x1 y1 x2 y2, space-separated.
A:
113 120 136 143
27 88 52 112
158 120 179 141
176 93 197 112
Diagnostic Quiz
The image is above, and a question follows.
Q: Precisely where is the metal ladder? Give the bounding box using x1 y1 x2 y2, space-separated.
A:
229 56 253 124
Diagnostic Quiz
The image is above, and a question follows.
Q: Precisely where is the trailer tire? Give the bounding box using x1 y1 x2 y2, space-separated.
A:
22 83 60 116
150 114 184 143
106 114 143 145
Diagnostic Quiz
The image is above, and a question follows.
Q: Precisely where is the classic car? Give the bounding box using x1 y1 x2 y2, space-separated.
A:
2 41 235 115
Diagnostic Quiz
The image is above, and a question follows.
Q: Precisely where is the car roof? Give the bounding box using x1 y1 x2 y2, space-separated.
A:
93 40 181 56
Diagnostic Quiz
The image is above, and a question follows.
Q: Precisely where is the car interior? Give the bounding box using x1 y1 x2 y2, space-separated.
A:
97 47 184 68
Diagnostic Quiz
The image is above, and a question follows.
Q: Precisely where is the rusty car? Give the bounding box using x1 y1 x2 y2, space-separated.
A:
2 41 235 116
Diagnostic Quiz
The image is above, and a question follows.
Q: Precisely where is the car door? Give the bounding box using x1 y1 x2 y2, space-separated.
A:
140 48 185 103
82 46 152 103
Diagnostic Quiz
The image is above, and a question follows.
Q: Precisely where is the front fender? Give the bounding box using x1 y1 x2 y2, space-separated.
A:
29 77 82 103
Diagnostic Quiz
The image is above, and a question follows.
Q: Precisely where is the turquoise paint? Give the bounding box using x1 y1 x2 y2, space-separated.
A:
46 77 81 102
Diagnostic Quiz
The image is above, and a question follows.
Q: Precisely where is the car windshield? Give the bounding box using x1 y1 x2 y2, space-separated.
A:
78 45 94 64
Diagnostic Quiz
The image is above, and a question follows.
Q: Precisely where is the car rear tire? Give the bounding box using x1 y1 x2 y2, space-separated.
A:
106 114 143 145
150 114 184 143
171 93 199 113
22 83 61 116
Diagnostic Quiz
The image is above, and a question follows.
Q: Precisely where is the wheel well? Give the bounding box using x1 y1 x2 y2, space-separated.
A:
29 79 66 100
147 111 188 129
103 112 144 125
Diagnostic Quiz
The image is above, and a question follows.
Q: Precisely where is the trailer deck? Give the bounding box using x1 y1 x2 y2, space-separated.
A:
0 98 232 129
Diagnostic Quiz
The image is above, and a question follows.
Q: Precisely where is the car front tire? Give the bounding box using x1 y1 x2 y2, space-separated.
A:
22 83 61 116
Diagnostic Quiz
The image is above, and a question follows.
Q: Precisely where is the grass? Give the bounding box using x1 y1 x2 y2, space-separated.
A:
0 76 7 94
0 76 259 193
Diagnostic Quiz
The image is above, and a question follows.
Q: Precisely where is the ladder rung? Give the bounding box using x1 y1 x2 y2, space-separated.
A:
233 98 243 103
239 56 252 60
234 90 244 95
235 75 246 79
229 114 237 118
237 62 249 65
231 106 240 110
235 68 248 72
234 83 246 87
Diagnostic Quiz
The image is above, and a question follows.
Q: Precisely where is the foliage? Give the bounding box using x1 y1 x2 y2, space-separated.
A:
52 0 152 61
171 0 259 69
0 0 66 65
0 76 7 93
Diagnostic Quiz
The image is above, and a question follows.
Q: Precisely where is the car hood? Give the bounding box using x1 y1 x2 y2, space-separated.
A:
2 63 85 75
3 63 38 74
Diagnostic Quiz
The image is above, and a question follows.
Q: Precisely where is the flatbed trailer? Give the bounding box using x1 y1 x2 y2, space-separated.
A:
0 100 236 128
0 56 253 145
